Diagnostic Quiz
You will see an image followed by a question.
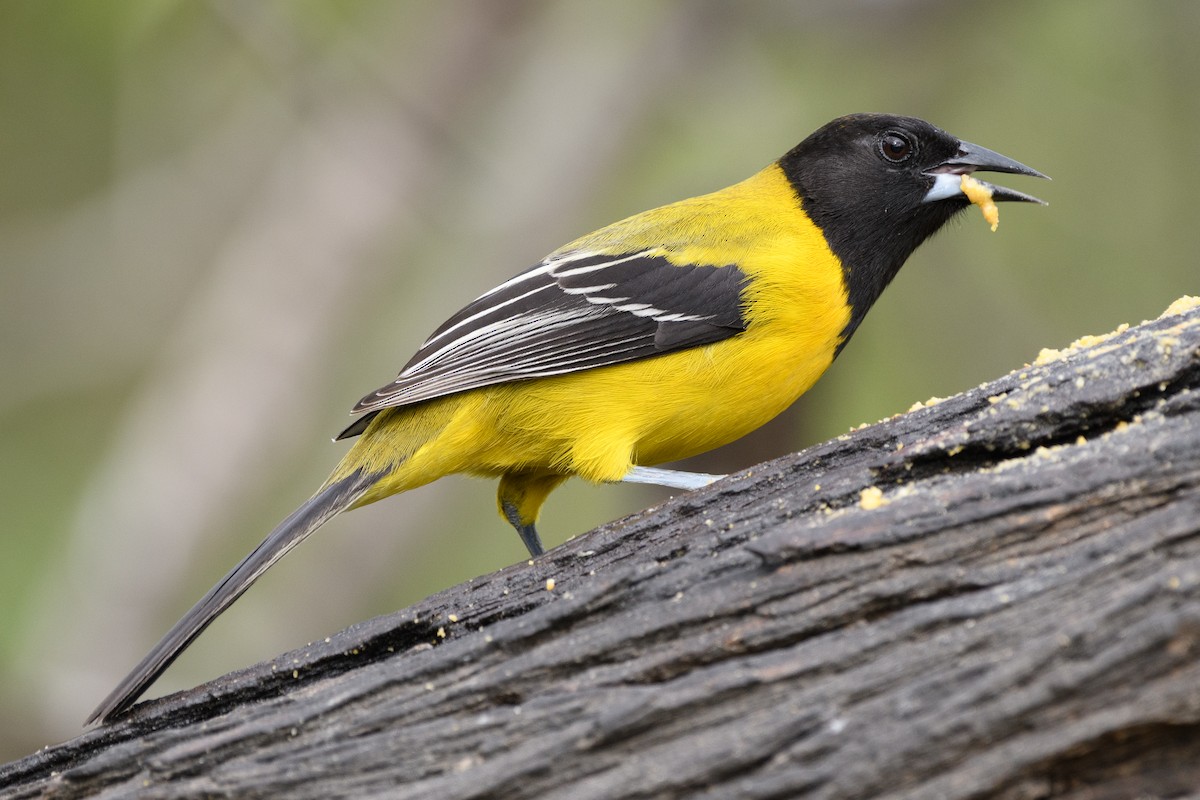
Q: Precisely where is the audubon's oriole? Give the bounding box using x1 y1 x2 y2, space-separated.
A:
89 113 1046 724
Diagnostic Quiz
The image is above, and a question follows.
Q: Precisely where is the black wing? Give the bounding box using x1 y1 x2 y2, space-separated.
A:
337 249 748 439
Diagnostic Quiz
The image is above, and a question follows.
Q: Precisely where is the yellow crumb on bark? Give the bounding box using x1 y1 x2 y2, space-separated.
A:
858 486 888 510
961 174 999 231
1033 323 1129 365
1032 297 1197 368
1069 324 1129 351
908 395 947 412
1160 295 1200 317
1033 347 1065 366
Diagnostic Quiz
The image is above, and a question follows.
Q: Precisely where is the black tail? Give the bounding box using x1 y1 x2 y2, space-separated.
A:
86 467 388 725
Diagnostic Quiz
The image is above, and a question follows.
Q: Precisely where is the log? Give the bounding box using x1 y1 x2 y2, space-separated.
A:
3 299 1199 800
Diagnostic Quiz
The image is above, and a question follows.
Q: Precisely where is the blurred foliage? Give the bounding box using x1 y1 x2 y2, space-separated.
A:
1 0 1196 760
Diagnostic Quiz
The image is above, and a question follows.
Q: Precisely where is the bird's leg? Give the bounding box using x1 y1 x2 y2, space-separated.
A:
501 499 545 557
497 471 568 558
621 466 725 490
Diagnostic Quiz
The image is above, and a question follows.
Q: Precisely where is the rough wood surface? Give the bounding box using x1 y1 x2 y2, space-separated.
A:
4 300 1199 799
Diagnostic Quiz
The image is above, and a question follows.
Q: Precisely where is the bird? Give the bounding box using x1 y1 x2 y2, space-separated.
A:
88 113 1046 724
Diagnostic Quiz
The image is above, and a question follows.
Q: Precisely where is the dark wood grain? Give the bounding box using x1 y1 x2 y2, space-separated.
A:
4 301 1199 800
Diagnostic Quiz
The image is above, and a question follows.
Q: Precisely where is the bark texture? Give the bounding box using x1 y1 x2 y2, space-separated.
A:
4 300 1199 800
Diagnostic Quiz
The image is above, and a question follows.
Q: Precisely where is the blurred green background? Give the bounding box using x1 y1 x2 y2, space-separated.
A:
1 0 1196 760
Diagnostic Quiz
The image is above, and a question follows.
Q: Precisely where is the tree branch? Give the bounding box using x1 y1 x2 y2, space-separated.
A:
5 299 1199 800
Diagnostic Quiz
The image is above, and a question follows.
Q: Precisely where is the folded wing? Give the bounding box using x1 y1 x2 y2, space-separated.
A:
338 250 748 439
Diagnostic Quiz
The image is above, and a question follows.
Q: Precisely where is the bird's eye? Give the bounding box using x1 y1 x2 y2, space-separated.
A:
879 131 915 163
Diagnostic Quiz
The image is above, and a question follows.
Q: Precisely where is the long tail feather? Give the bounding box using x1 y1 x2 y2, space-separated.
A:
86 467 388 725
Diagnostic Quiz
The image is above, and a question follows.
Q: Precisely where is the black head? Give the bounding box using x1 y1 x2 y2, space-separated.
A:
779 113 1046 348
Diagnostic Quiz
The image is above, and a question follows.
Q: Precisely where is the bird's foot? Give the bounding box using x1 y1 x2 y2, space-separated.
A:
621 466 725 490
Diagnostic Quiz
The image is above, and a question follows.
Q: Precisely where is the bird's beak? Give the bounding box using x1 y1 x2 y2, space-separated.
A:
922 140 1049 205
